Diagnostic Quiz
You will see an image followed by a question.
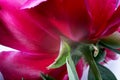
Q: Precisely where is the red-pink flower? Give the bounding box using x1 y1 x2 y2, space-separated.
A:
0 0 120 80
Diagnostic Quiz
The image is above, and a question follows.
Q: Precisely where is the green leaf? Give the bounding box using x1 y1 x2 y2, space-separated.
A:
88 64 117 80
101 32 120 48
48 40 70 69
99 41 120 54
66 56 79 80
40 73 55 80
79 44 102 80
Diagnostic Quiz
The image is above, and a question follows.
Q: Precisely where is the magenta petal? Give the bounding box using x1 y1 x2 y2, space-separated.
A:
0 20 30 52
0 1 60 53
103 5 120 37
21 0 46 9
0 51 68 80
76 59 84 79
107 6 120 30
105 49 118 62
88 0 118 39
45 0 91 41
0 51 84 80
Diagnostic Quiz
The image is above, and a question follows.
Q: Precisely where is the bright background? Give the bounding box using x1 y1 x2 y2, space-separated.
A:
0 45 120 80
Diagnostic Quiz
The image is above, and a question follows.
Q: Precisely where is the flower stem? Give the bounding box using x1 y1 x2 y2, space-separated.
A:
79 44 102 80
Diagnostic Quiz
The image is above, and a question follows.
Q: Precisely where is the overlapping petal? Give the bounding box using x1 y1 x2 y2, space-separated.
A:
0 51 84 80
0 0 60 53
26 0 90 41
104 5 120 36
48 0 91 41
21 0 46 9
0 51 67 80
0 0 120 80
24 0 120 42
87 0 118 39
105 49 118 62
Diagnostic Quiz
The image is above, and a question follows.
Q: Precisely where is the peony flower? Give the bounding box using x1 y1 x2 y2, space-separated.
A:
0 0 120 80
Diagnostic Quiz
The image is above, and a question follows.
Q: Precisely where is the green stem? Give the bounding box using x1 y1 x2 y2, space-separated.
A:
79 44 102 80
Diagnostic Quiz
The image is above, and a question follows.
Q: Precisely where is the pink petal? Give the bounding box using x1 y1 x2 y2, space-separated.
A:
87 0 118 39
76 59 84 79
0 51 67 80
0 51 85 80
0 0 26 8
0 1 60 53
103 5 120 37
105 49 118 62
21 0 46 9
45 0 91 41
108 6 120 30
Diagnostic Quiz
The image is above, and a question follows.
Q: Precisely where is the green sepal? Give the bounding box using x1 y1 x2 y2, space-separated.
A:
66 56 79 80
99 41 120 54
48 40 70 69
101 32 120 48
88 64 117 80
40 73 55 80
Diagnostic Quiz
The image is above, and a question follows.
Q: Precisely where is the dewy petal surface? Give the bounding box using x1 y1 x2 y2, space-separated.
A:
0 0 60 53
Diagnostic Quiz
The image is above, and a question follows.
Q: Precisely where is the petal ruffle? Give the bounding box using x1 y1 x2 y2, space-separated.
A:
21 0 46 9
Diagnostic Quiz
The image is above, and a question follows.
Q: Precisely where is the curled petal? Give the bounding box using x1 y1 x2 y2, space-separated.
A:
21 0 47 9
